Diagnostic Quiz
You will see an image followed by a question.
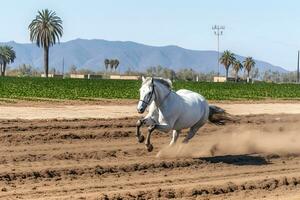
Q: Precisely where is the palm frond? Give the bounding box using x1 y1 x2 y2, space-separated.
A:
219 50 235 69
28 9 63 48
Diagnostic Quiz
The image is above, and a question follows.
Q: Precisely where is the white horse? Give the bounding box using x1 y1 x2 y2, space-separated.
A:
136 77 227 152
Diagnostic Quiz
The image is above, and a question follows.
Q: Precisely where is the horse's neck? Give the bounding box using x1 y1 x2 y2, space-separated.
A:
153 83 177 126
154 82 171 108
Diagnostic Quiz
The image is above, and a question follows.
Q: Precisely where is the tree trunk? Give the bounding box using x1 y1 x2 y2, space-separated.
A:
0 64 2 76
235 71 238 82
1 63 6 76
225 67 229 82
44 46 49 78
247 70 250 83
2 63 6 76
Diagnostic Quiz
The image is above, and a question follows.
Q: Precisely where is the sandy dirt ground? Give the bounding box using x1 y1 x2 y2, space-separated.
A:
1 102 300 199
0 102 300 119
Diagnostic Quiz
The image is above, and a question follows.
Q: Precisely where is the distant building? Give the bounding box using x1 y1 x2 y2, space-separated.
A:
68 74 140 80
70 74 88 79
110 75 141 80
70 74 103 79
213 76 240 82
41 74 63 78
213 76 226 82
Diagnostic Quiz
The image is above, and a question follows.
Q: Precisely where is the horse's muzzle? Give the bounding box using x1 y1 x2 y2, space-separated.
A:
137 107 145 114
137 100 147 114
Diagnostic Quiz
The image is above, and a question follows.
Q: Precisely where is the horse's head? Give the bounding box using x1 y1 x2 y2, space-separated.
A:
137 76 155 114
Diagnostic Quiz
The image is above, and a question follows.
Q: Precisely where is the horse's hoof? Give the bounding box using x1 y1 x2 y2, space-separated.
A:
146 144 153 152
137 135 145 143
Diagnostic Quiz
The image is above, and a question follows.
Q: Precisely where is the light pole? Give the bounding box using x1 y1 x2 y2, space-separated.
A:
297 51 299 83
62 57 65 78
212 25 225 79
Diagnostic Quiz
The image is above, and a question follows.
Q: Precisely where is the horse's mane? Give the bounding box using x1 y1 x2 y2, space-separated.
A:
144 77 172 89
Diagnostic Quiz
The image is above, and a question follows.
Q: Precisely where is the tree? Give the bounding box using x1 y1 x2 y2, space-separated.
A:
243 57 256 82
262 70 272 82
232 60 243 82
0 45 16 76
114 59 119 71
69 65 77 74
18 64 34 77
145 65 175 80
109 59 115 71
77 68 95 75
176 68 197 81
29 9 63 78
50 67 56 75
250 67 260 80
219 50 235 81
104 59 109 72
5 64 40 77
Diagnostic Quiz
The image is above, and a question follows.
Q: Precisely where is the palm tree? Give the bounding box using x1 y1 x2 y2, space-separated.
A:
219 50 235 81
104 59 109 72
28 9 63 78
0 46 16 76
232 60 243 82
109 59 115 72
243 57 256 82
114 59 119 71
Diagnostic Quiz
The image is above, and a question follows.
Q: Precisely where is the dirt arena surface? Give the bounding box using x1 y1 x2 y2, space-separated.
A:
1 100 300 119
1 102 300 199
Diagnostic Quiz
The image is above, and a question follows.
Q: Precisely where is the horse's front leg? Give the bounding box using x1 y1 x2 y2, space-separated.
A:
145 125 155 152
136 117 157 143
136 119 145 143
145 124 171 152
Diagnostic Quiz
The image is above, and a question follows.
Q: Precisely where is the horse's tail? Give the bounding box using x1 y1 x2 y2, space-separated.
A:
208 105 234 125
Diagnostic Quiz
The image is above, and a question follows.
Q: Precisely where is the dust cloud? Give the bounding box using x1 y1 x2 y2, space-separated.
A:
157 123 300 158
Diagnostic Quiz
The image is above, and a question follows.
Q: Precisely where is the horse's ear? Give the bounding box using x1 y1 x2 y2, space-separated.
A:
142 76 146 82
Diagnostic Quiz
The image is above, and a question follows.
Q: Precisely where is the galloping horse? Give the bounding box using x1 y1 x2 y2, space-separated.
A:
136 77 227 152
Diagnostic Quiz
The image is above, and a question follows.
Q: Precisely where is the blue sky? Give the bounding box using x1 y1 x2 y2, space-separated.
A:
1 0 300 70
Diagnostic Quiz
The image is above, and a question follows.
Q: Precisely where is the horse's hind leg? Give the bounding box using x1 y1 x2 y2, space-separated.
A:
182 120 205 144
169 130 180 146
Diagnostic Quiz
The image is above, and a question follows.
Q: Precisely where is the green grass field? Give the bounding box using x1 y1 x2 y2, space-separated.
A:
0 76 300 101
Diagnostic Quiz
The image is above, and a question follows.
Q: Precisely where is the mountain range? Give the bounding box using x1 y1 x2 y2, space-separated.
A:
0 39 288 74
